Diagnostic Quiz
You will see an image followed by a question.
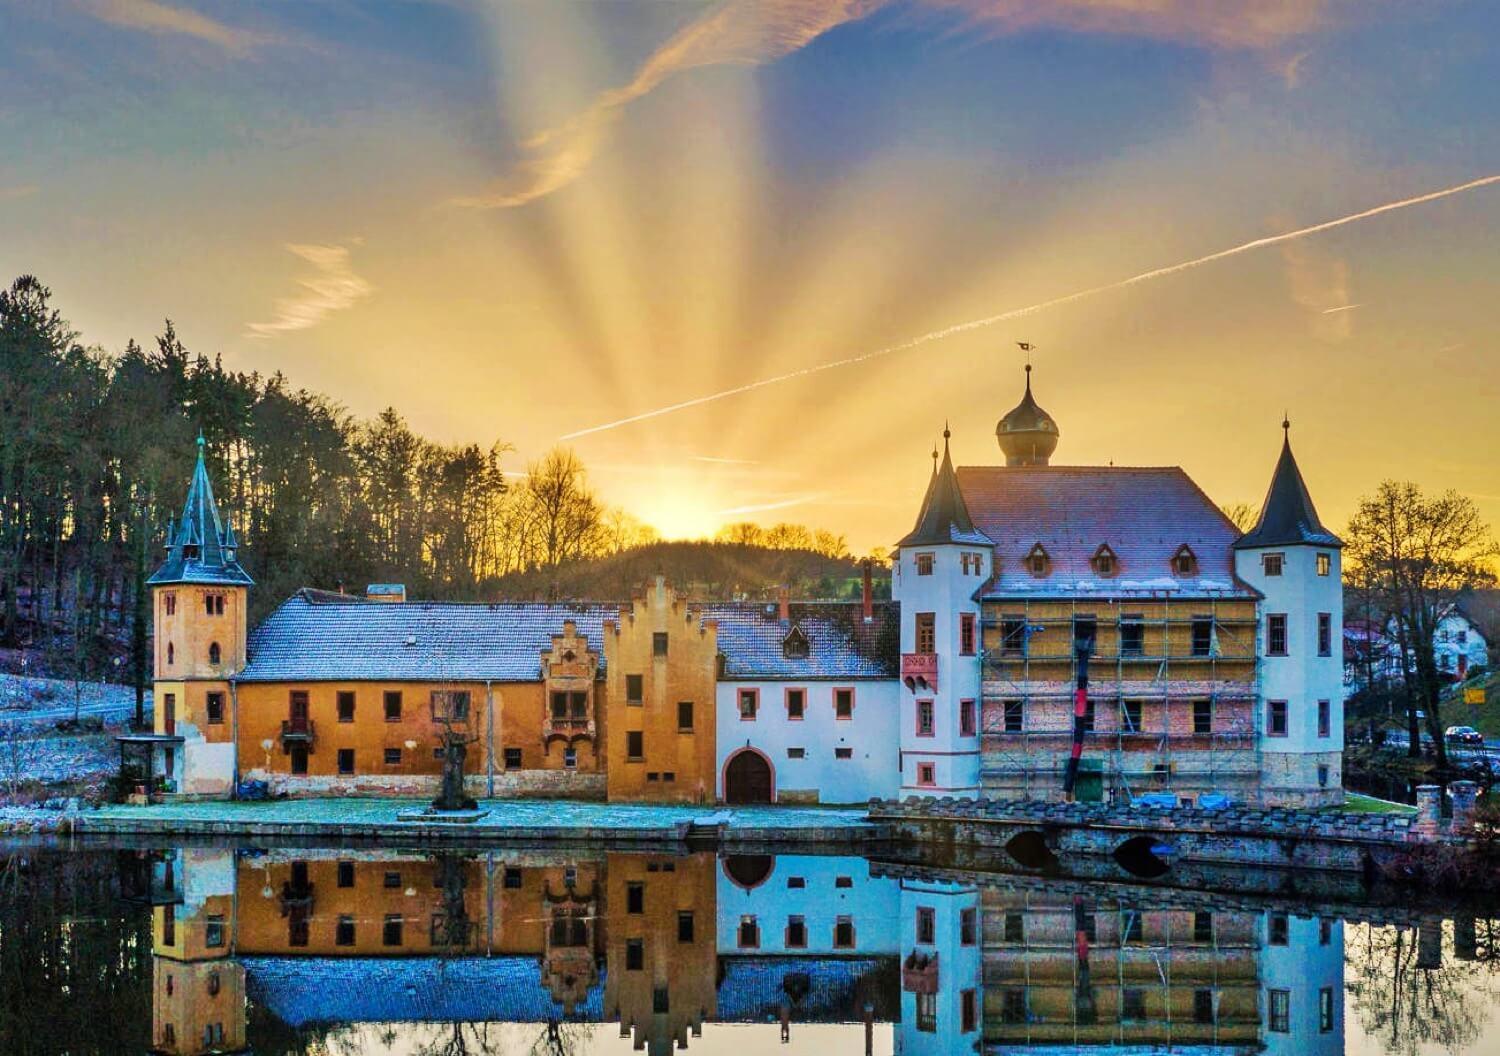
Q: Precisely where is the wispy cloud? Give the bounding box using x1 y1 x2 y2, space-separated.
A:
0 185 39 202
77 0 275 55
245 243 372 339
715 493 827 516
1321 302 1361 314
693 454 761 465
1280 233 1353 341
457 0 1324 210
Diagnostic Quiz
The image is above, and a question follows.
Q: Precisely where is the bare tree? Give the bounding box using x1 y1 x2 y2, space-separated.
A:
1219 501 1257 534
1345 482 1499 768
519 449 605 568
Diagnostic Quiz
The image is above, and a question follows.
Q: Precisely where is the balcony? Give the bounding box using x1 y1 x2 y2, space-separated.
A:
280 717 315 747
901 652 939 693
902 950 939 993
542 714 596 745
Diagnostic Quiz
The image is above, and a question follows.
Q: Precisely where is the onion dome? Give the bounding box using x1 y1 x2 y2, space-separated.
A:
996 364 1060 466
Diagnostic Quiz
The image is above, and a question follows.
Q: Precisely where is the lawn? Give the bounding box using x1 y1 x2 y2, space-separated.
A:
1339 791 1416 815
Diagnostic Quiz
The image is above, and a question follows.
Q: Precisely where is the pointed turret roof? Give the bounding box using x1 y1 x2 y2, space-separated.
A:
899 427 993 548
148 434 254 587
1234 420 1342 550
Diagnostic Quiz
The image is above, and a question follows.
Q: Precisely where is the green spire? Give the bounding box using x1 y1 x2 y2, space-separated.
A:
148 435 253 587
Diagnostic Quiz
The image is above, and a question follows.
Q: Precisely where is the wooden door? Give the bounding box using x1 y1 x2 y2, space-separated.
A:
724 750 773 804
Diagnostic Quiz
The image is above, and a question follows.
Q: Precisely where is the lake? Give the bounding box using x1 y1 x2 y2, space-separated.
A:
0 841 1495 1055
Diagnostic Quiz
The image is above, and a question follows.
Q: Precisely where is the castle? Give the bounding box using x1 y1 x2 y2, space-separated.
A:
125 370 1343 808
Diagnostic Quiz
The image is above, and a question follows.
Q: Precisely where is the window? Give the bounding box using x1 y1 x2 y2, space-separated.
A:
1194 989 1216 1025
782 627 809 659
290 744 308 774
785 916 807 948
1073 615 1097 654
1318 699 1331 738
1082 698 1096 733
167 642 174 666
564 747 578 769
1003 912 1023 943
205 593 224 616
163 592 176 616
503 747 522 770
335 915 355 946
960 699 976 737
625 674 643 703
834 747 853 759
787 876 806 889
1173 546 1198 575
833 916 854 948
1267 700 1289 737
1320 918 1332 946
208 641 221 665
652 631 668 657
205 914 225 948
1120 615 1144 656
430 690 469 722
1191 616 1214 657
915 552 934 576
1268 989 1290 1033
384 691 402 722
1091 544 1117 576
787 747 805 759
647 771 659 783
999 989 1023 1026
1080 912 1097 941
626 938 644 970
916 906 936 944
959 613 976 655
1318 613 1332 656
961 907 977 946
1267 613 1288 656
677 700 694 730
835 876 853 888
1193 699 1212 735
1319 986 1335 1032
383 870 402 889
834 687 854 719
1004 699 1024 733
1027 544 1049 576
1122 988 1146 1021
337 691 355 722
738 688 758 720
677 911 695 943
916 700 935 737
1317 552 1331 576
206 972 220 996
784 689 805 720
503 867 522 888
626 731 644 760
1001 615 1027 656
336 860 355 889
962 989 978 1033
914 990 939 1031
1263 553 1284 576
1269 912 1289 945
626 882 644 914
1121 699 1143 733
738 917 759 949
383 914 403 946
205 692 224 725
915 612 936 654
1194 911 1214 943
1318 764 1330 787
337 748 354 775
916 761 936 786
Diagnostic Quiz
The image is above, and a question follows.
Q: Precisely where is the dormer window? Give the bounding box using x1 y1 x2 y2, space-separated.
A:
1091 545 1118 577
1172 545 1198 576
182 544 199 561
1026 544 1050 577
782 625 810 660
915 553 934 576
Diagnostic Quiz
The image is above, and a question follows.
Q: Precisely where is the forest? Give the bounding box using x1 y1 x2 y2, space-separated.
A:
0 275 857 690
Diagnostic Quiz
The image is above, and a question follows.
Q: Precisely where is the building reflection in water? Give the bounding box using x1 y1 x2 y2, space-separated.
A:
130 847 1349 1055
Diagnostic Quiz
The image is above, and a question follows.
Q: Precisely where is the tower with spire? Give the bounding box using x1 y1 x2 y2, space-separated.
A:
892 426 992 800
1233 419 1344 807
146 435 251 797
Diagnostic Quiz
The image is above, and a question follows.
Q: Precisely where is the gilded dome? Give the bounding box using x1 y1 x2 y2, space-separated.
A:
996 365 1059 466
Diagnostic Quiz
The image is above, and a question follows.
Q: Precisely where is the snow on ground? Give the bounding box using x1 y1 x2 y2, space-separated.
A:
0 672 140 724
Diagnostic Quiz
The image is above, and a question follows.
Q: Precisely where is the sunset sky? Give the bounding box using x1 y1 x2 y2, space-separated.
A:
2 1 1497 550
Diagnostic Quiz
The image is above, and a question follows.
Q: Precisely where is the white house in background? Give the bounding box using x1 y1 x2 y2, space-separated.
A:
1434 607 1489 679
714 853 900 957
709 596 901 804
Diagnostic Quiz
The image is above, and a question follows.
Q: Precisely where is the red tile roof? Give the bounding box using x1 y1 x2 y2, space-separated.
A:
955 465 1254 598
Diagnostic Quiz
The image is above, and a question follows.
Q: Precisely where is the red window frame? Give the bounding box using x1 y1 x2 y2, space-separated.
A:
916 761 936 786
959 612 976 655
738 687 759 721
959 699 976 738
833 687 854 720
784 687 805 721
916 700 935 737
1267 700 1289 737
916 906 936 944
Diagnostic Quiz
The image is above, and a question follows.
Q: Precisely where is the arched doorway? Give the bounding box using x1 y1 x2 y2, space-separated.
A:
724 749 774 804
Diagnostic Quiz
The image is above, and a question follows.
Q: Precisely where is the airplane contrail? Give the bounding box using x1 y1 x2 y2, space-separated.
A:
560 173 1500 441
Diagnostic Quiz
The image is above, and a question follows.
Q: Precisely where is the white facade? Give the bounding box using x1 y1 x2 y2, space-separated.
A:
1260 912 1344 1056
715 854 900 955
1435 610 1489 678
892 543 985 799
894 877 983 1055
715 679 900 804
1234 543 1344 805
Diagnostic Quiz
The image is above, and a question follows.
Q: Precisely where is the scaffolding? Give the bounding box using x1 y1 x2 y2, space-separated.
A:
977 595 1263 802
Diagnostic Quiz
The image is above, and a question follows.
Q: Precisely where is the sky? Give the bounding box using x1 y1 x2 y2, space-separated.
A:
1 0 1497 551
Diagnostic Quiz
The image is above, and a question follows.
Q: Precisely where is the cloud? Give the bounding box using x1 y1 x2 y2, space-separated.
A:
1280 233 1353 342
0 185 39 202
456 0 1325 209
245 243 372 339
693 454 762 465
77 0 275 54
1278 48 1311 88
715 493 827 516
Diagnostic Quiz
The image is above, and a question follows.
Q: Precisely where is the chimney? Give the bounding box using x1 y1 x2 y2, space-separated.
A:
777 586 790 623
861 559 874 623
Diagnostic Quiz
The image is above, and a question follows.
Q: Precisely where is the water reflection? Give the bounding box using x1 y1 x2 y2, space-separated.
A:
1 843 1498 1054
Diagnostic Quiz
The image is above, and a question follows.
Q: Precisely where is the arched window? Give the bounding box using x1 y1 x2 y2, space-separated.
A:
167 642 175 666
209 642 221 666
1026 543 1050 577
